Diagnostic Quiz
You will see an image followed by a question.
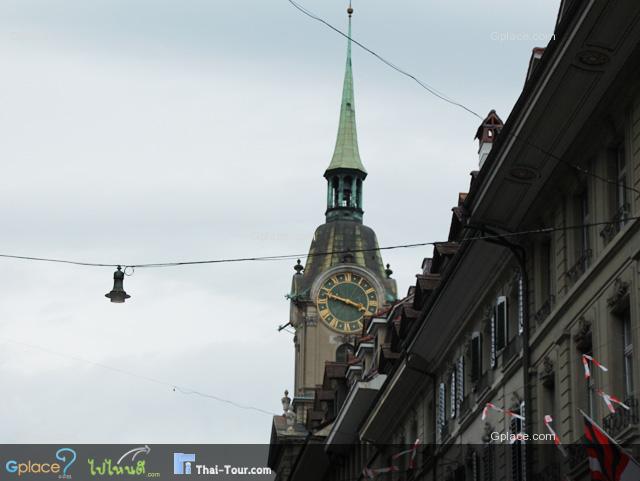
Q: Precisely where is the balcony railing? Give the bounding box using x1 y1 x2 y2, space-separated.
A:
566 435 587 471
534 463 563 481
566 249 592 286
600 203 630 245
603 395 639 438
534 295 556 325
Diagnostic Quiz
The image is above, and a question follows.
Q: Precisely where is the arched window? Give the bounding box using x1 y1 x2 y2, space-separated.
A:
336 343 353 363
331 177 339 208
356 179 362 209
343 176 353 207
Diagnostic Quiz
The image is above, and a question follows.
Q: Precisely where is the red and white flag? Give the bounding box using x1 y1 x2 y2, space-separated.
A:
581 409 640 481
544 415 567 457
596 389 631 414
363 440 420 479
482 402 525 421
362 466 398 480
582 354 608 379
391 438 420 468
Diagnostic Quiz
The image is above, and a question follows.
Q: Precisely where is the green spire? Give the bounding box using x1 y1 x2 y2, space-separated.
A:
325 9 367 176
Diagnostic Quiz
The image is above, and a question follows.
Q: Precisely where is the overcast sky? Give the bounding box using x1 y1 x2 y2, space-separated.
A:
0 0 559 443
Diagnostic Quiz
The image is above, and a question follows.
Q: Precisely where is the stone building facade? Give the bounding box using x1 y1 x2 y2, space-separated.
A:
269 1 640 480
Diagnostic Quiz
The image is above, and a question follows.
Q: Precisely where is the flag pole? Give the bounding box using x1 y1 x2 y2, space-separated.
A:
578 408 640 466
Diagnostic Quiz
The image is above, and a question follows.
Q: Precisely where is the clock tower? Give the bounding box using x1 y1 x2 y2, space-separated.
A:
288 6 397 422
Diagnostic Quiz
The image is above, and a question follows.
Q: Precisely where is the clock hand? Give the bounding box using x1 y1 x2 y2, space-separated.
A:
327 293 366 312
327 292 349 304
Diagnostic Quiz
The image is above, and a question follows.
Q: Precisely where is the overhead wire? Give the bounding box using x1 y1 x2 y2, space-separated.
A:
4 0 636 435
287 0 484 120
0 216 637 270
1 337 277 417
287 0 640 197
0 4 634 271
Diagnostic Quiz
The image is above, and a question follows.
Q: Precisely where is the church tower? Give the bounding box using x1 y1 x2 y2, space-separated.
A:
288 6 397 422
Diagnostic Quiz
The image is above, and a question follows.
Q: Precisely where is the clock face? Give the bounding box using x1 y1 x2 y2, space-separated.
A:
316 271 379 333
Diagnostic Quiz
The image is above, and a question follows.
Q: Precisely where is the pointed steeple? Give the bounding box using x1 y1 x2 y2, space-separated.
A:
324 6 367 224
325 6 367 176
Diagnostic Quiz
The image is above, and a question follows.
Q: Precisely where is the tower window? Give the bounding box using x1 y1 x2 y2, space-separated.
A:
331 177 339 208
343 176 353 207
336 343 353 363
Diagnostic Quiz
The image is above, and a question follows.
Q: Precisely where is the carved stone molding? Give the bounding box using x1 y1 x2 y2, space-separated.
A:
607 278 630 312
463 334 473 355
566 249 593 285
539 356 555 388
304 316 318 327
573 317 592 353
334 334 358 345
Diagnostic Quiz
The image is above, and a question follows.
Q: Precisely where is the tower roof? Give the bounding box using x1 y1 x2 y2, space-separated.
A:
325 10 367 176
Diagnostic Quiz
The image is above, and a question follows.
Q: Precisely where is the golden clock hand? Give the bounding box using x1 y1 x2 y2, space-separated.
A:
328 293 354 305
327 292 348 303
328 293 366 312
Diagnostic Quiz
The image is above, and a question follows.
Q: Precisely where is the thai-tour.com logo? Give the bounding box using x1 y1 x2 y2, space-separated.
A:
173 453 196 475
173 452 272 476
87 445 159 478
5 448 77 478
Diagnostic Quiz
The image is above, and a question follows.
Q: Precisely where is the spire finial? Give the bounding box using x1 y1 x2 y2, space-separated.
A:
324 0 366 176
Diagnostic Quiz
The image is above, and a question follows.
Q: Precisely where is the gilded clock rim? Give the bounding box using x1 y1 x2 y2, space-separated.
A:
314 268 380 333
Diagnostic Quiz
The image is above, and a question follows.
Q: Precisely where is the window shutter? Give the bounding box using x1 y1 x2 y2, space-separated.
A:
496 296 508 350
483 445 494 481
456 356 464 413
471 450 479 481
490 312 497 368
510 400 526 481
518 275 524 335
471 333 482 381
438 382 446 435
450 370 456 419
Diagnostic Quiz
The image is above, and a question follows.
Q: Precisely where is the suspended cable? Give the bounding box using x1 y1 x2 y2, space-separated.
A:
0 253 116 267
287 0 483 120
287 0 640 196
0 216 636 269
1 337 277 417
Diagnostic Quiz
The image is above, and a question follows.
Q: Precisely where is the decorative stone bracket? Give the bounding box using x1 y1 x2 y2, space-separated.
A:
573 317 592 353
539 355 555 388
607 278 630 312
